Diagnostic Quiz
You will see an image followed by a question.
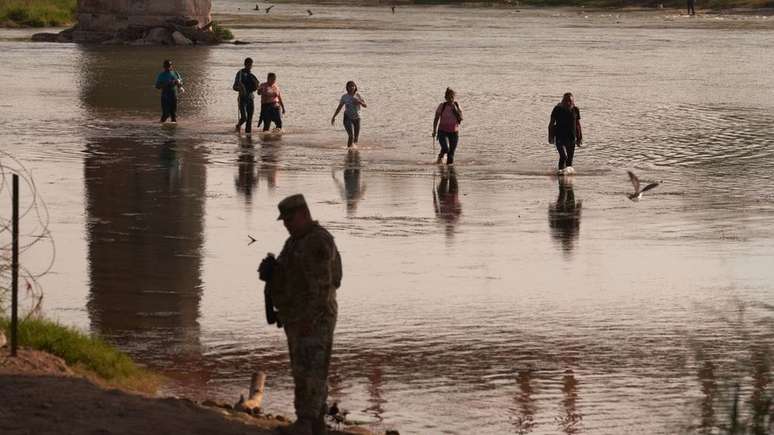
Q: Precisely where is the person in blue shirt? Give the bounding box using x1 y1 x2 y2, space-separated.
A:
155 59 183 123
233 57 260 134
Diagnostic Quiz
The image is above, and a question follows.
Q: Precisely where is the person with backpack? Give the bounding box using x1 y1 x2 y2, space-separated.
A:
432 88 463 165
233 58 259 134
331 81 367 148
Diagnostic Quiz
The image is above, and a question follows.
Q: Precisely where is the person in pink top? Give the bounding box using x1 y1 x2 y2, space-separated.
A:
432 88 463 165
257 72 286 131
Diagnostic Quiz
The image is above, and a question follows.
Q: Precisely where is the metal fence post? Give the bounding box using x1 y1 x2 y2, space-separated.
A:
11 173 19 357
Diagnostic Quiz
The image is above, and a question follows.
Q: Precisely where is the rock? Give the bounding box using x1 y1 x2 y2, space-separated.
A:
72 30 114 43
233 40 250 45
143 27 172 45
101 38 125 45
0 330 6 347
31 33 59 42
77 0 211 34
171 31 192 45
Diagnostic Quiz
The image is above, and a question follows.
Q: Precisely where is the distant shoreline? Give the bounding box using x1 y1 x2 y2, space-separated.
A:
3 0 774 29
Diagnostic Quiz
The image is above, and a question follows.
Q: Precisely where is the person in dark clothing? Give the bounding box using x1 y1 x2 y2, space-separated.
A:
155 59 183 123
548 92 583 174
687 0 696 15
233 58 260 134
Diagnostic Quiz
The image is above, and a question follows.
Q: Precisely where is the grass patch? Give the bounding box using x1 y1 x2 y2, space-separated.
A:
0 316 160 392
0 0 76 28
212 22 234 41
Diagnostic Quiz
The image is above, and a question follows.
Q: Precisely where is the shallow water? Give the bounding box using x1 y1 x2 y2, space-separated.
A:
1 4 774 434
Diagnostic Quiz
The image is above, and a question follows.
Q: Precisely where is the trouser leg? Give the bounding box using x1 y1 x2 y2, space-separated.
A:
169 97 177 122
274 106 283 129
237 97 246 127
352 118 360 143
285 316 336 427
245 98 254 133
556 142 568 170
262 104 271 131
343 116 354 147
447 132 459 164
565 141 576 167
438 132 450 160
161 96 170 122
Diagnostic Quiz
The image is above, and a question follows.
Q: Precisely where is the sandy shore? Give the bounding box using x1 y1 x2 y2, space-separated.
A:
0 348 372 435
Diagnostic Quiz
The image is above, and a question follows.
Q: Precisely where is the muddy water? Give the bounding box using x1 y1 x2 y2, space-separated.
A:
2 4 774 434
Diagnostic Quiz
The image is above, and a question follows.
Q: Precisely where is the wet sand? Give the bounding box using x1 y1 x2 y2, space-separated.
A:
1 3 773 434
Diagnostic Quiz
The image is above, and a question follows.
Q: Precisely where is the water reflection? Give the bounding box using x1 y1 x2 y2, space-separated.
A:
76 46 212 118
235 137 257 203
558 369 582 434
258 143 280 191
84 134 207 377
332 150 366 216
511 370 537 434
548 176 582 254
433 166 462 240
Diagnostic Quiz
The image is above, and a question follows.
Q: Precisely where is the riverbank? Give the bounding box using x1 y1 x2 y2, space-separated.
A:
0 0 74 27
0 320 374 434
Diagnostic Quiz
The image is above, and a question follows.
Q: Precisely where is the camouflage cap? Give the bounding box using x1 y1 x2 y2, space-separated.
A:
277 194 308 220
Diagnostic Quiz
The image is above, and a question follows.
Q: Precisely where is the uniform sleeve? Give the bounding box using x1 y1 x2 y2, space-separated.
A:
300 234 336 299
574 107 580 120
154 73 163 88
174 71 182 85
551 105 559 119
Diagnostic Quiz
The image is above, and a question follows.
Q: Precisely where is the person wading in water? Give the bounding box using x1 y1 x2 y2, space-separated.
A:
331 81 367 149
548 92 583 175
154 59 183 123
432 87 463 165
258 72 286 132
233 57 259 134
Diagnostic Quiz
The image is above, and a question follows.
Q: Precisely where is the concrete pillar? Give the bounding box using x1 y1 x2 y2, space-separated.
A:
77 0 211 32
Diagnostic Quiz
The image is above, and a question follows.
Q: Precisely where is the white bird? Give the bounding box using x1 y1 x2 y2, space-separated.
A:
627 170 660 201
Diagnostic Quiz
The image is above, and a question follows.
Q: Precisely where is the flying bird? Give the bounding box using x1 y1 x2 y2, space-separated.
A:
254 3 259 10
307 9 313 16
248 235 257 245
391 5 396 14
627 170 660 201
265 5 274 13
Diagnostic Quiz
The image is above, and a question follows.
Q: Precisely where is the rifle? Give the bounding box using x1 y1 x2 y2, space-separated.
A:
258 253 282 328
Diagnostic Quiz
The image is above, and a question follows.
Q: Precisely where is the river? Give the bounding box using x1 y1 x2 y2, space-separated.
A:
1 3 773 434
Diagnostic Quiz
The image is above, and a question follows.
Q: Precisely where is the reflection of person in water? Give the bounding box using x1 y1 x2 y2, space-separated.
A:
558 369 582 434
511 370 537 433
235 137 258 202
433 166 462 239
548 176 582 253
258 143 279 190
332 150 366 215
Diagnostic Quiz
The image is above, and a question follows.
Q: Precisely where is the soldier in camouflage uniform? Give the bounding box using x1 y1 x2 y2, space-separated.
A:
259 194 342 435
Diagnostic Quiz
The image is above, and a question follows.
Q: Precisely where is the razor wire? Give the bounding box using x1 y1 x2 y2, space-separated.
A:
0 150 56 318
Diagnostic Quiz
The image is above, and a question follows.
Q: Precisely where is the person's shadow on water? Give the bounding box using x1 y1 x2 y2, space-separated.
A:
332 150 366 217
548 176 582 254
433 166 462 240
